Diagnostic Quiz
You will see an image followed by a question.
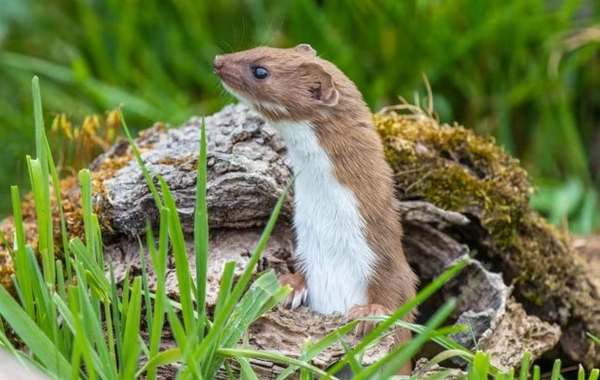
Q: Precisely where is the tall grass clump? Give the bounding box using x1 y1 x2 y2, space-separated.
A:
0 77 599 379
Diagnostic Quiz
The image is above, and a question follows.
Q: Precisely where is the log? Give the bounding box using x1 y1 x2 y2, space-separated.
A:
94 104 570 375
1 103 597 377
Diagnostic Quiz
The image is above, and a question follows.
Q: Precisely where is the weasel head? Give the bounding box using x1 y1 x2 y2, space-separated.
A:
213 44 366 123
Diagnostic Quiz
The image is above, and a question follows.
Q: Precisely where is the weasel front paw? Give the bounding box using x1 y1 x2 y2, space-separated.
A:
277 273 308 309
347 303 392 337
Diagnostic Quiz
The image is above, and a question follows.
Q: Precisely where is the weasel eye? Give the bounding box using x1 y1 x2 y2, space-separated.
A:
252 66 269 80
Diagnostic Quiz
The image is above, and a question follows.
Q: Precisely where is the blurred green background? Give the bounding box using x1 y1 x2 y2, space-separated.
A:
0 0 599 232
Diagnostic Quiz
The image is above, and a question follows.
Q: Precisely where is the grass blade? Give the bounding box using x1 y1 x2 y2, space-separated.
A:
0 285 71 377
192 181 291 378
195 117 209 343
325 257 468 378
10 187 33 316
121 277 143 379
158 176 195 334
354 298 457 380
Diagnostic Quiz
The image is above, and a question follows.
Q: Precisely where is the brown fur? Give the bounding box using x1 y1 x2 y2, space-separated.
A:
214 44 418 373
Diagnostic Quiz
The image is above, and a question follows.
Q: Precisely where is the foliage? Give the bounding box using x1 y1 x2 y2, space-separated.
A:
0 0 599 231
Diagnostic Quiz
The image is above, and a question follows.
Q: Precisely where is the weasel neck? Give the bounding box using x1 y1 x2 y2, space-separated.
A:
270 119 377 314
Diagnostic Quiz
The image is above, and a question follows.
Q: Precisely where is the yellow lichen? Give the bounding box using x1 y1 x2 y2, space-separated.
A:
158 155 196 171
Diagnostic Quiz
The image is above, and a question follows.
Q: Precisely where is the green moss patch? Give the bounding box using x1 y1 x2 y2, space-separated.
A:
374 110 599 365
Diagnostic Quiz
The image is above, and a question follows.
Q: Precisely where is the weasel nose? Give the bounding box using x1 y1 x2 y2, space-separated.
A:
213 57 224 74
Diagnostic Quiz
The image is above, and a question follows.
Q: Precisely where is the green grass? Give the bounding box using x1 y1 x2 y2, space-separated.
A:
1 77 600 379
0 0 599 231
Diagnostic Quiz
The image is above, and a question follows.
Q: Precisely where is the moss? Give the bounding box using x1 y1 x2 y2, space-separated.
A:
373 111 600 358
0 250 14 290
374 112 532 248
0 142 135 293
0 122 170 293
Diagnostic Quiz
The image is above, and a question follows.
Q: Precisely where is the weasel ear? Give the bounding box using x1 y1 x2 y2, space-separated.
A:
300 62 339 107
294 44 317 56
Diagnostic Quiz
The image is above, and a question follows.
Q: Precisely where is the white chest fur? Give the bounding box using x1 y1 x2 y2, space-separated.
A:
272 120 377 314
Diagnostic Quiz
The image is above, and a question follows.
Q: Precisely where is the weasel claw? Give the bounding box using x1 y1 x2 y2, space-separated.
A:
278 273 308 309
347 303 392 337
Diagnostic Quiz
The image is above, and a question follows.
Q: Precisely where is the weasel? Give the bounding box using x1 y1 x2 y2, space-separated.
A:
213 44 418 373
